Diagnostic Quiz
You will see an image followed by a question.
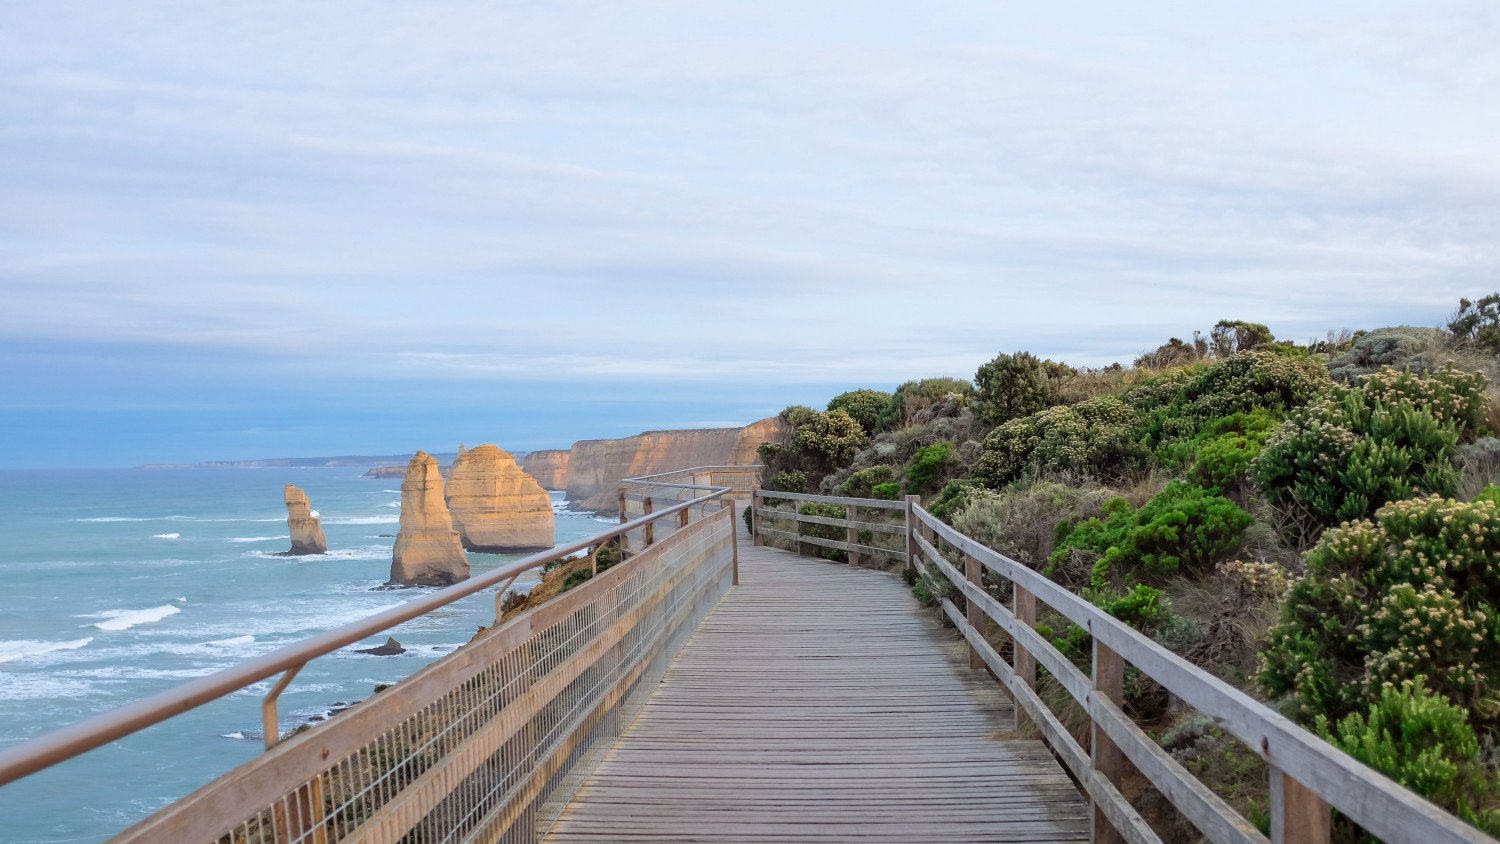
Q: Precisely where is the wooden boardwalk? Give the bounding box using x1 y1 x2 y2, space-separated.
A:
544 531 1089 842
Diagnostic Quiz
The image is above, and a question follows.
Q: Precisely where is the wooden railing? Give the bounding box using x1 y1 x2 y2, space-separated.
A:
751 488 1497 844
0 486 739 843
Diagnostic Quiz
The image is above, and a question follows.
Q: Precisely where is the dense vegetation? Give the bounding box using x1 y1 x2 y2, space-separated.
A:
757 308 1500 839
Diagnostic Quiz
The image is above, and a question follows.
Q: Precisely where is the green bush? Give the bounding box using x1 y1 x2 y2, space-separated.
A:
972 351 1065 428
871 482 901 500
1259 495 1500 730
1320 683 1500 836
792 409 870 472
971 396 1146 489
1129 349 1332 446
766 470 808 493
906 441 956 492
1052 584 1166 663
928 478 981 520
797 502 847 561
839 465 895 498
1253 364 1489 545
879 377 973 430
1447 293 1500 352
827 389 893 435
1159 410 1279 489
1050 481 1253 588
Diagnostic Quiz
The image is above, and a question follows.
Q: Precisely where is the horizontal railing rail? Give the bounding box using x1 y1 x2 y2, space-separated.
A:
751 487 907 568
617 465 761 556
750 488 1497 844
0 483 739 843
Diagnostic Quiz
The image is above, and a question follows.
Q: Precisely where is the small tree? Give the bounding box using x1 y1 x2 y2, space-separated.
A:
972 351 1064 428
1447 293 1500 352
827 389 892 435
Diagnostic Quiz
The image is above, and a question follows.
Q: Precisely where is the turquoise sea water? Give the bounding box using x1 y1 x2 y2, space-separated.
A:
0 468 610 843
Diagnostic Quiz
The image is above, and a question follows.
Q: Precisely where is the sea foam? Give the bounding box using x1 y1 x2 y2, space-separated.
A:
0 638 94 664
152 533 181 540
86 605 182 632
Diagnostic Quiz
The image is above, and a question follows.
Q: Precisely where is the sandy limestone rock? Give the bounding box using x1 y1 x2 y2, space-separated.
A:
447 444 555 552
389 452 470 587
520 449 570 490
283 484 328 555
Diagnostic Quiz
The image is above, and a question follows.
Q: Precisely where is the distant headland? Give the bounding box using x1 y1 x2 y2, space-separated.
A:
136 453 464 470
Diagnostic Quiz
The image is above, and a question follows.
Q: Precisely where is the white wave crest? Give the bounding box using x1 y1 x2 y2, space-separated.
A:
323 515 399 525
244 545 391 561
227 535 287 543
152 533 181 540
86 605 182 632
0 637 94 664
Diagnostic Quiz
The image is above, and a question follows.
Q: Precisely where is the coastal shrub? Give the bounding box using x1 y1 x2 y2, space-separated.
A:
779 404 820 429
1136 336 1207 369
879 377 973 430
827 389 893 435
1447 293 1500 353
1158 410 1278 491
792 409 870 472
1258 495 1500 730
906 441 956 492
928 478 981 520
972 351 1065 428
971 396 1146 489
871 482 901 500
839 465 894 498
765 470 808 493
1130 350 1333 446
950 480 1115 582
1253 364 1488 545
1327 326 1446 383
1319 683 1500 836
797 502 848 562
1207 319 1275 357
1051 583 1166 664
1050 482 1253 588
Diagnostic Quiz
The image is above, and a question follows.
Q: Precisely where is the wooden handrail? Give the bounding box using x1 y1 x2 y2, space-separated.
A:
749 486 1498 844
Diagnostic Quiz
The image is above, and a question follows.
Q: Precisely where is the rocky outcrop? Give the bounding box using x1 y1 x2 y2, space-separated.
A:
564 418 783 513
521 449 570 490
389 452 470 587
355 636 406 655
363 466 405 479
283 484 327 555
446 444 554 552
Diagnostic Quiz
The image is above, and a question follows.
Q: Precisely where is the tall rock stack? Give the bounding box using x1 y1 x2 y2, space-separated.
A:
283 484 327 555
446 444 555 552
389 452 470 587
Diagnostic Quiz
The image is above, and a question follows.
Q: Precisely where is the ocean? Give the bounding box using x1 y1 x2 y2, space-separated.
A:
0 468 611 843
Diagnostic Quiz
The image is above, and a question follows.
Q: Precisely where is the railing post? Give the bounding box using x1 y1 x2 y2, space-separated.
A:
964 552 982 670
618 489 629 555
751 489 762 546
678 503 690 529
1271 766 1330 844
846 504 859 567
1013 583 1037 731
643 496 654 547
729 499 740 586
904 494 920 578
1091 637 1126 844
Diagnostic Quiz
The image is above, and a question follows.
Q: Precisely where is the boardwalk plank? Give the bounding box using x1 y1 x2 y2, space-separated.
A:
542 529 1089 842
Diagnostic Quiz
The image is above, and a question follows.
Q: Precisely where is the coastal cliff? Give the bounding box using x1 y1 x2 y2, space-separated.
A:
520 449 570 490
446 444 554 552
282 484 327 555
389 452 470 587
564 418 781 513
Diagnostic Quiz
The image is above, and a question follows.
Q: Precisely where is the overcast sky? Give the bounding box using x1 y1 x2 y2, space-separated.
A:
3 2 1499 466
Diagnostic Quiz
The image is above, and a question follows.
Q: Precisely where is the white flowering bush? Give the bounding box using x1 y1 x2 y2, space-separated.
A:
971 396 1146 488
1259 495 1500 729
1253 364 1489 545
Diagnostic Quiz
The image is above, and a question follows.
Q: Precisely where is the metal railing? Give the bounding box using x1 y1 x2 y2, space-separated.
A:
751 489 1498 844
0 477 741 843
616 465 761 555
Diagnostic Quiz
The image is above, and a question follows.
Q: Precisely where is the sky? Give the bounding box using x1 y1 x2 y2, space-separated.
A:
2 2 1499 467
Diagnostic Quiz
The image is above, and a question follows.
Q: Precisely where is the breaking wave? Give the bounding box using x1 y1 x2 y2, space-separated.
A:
83 605 182 632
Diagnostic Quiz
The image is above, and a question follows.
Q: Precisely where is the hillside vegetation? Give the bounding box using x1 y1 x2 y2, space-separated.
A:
757 304 1500 840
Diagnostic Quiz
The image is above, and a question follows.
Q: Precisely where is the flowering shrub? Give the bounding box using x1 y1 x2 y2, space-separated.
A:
826 389 892 435
1049 481 1253 587
1253 364 1489 544
971 396 1146 488
792 409 870 472
838 465 894 498
1129 350 1332 445
1259 495 1500 730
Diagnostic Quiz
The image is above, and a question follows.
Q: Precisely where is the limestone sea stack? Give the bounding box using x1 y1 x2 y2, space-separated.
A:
520 449 570 490
446 444 555 552
389 452 470 587
283 484 328 555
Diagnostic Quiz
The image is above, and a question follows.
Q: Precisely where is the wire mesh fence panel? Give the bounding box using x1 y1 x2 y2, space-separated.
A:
119 508 736 844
